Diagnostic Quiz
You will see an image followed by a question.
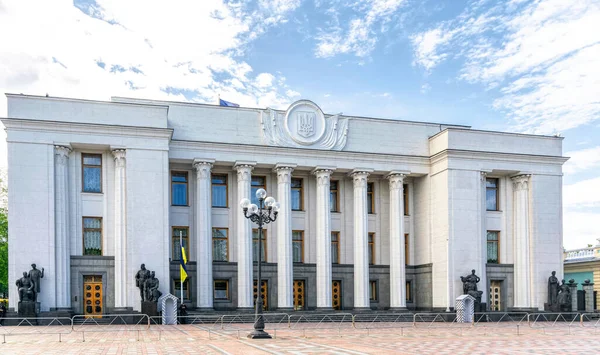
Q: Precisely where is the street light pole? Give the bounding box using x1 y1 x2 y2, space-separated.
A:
240 189 280 339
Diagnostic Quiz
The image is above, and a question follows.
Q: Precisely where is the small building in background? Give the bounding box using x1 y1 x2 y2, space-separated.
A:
563 241 600 311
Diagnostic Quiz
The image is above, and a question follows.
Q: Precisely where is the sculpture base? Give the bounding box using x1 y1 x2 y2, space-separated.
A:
247 329 272 339
17 301 37 321
544 303 560 312
141 301 159 317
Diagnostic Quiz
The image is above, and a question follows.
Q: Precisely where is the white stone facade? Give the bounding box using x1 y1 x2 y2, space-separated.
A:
3 94 567 312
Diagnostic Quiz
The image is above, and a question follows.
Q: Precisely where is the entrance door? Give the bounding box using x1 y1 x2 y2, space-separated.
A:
332 280 342 310
253 280 268 310
84 275 103 318
293 280 305 310
489 280 501 311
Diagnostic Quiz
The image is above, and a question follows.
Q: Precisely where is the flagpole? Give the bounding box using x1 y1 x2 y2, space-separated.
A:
180 231 184 304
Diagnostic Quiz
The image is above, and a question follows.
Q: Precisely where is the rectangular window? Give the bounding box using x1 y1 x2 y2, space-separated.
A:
82 154 102 193
331 231 340 264
171 171 188 206
292 230 304 263
173 279 190 300
370 281 378 301
404 233 409 265
486 178 499 211
83 217 102 255
214 280 229 300
211 174 228 207
330 180 339 212
406 281 412 302
253 229 267 262
212 228 229 261
487 231 499 264
403 184 409 216
172 227 189 261
368 232 375 265
367 182 374 214
291 178 303 211
251 176 266 205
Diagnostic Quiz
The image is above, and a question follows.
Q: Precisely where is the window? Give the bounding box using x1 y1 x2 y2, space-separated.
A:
82 154 102 193
292 231 304 263
251 176 266 205
404 233 409 265
212 228 229 261
487 231 499 264
291 178 303 211
173 279 190 300
368 233 375 265
214 280 229 300
331 232 340 264
406 281 413 302
211 174 228 207
367 182 374 214
370 281 378 301
83 217 102 255
172 227 189 261
171 171 188 206
486 178 499 211
253 229 267 262
403 184 409 216
330 180 339 212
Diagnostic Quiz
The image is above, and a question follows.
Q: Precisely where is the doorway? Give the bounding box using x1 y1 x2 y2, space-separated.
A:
253 280 268 310
332 280 342 310
293 280 305 310
83 275 103 318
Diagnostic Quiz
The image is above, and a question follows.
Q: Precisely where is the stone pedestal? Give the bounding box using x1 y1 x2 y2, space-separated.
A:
582 281 594 312
568 281 578 312
141 301 159 317
17 302 37 322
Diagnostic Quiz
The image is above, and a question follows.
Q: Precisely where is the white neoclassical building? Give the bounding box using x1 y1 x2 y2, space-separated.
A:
3 94 567 315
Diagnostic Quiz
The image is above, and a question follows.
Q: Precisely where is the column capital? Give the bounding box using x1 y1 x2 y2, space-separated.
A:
112 149 126 167
511 174 531 190
312 166 336 176
193 159 214 178
349 168 373 177
234 161 256 170
386 172 407 190
273 163 297 172
54 145 72 165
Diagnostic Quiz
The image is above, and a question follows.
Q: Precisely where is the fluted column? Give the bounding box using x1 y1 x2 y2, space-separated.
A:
387 172 407 310
479 172 489 307
113 149 127 308
54 145 71 309
194 159 214 310
275 163 296 310
512 175 531 308
313 167 335 309
235 161 256 309
351 169 372 309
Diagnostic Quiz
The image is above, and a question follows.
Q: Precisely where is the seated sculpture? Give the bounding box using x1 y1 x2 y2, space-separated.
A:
144 271 162 302
16 272 36 302
557 279 571 311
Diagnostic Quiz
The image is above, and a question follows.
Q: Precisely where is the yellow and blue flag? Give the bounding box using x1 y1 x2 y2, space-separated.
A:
180 246 188 283
219 98 239 107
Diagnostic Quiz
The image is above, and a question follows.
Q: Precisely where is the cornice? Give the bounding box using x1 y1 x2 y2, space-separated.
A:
1 117 174 140
430 149 569 166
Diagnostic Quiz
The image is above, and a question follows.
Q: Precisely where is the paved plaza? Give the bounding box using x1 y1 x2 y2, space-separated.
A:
1 323 600 354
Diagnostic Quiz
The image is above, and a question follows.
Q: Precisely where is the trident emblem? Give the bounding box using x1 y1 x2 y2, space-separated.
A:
296 111 315 138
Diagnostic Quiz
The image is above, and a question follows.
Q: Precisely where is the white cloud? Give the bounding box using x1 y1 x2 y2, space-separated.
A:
410 0 600 134
563 146 600 175
563 211 600 249
420 83 431 94
286 89 301 97
315 0 405 58
255 73 275 88
564 177 600 208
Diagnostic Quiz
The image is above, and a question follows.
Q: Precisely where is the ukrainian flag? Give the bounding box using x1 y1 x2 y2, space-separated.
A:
180 246 188 283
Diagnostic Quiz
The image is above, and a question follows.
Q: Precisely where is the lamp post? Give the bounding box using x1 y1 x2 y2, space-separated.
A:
240 188 280 339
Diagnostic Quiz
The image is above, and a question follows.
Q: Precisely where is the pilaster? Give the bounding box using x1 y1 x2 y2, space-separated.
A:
512 174 532 309
313 166 335 310
234 161 256 309
194 158 215 310
112 149 127 308
274 163 296 310
351 168 373 309
54 145 71 309
386 171 407 310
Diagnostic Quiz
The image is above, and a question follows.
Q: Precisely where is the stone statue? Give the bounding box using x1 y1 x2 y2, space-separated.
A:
28 264 44 296
135 264 151 301
547 271 559 306
143 271 162 302
460 269 483 310
557 279 571 311
16 272 36 302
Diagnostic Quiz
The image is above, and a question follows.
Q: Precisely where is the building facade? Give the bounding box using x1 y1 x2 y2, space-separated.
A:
3 94 567 314
563 242 600 310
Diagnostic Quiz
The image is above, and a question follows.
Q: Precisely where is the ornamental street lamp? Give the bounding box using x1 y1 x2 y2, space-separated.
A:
240 188 280 339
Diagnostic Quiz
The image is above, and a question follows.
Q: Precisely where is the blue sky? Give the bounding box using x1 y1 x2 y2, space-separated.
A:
0 0 599 248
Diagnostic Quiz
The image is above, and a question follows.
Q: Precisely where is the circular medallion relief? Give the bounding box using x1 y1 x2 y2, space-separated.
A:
284 100 326 145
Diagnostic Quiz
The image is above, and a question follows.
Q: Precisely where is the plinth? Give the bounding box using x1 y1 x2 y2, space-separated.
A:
18 301 37 324
141 301 159 317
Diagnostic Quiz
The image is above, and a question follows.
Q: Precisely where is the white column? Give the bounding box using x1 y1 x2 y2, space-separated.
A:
112 149 127 308
235 161 255 309
479 172 489 308
54 145 71 309
313 167 335 309
275 163 296 310
194 159 214 310
387 172 407 310
512 174 531 308
351 169 372 309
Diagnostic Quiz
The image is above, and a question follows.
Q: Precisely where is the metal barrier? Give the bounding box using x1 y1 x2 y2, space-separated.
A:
580 313 600 328
473 312 528 326
412 312 458 327
0 317 72 343
353 313 414 329
527 312 582 328
72 314 150 342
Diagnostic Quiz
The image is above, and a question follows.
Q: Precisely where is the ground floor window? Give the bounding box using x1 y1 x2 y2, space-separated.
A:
370 280 378 301
173 279 190 300
406 281 412 302
214 280 229 300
